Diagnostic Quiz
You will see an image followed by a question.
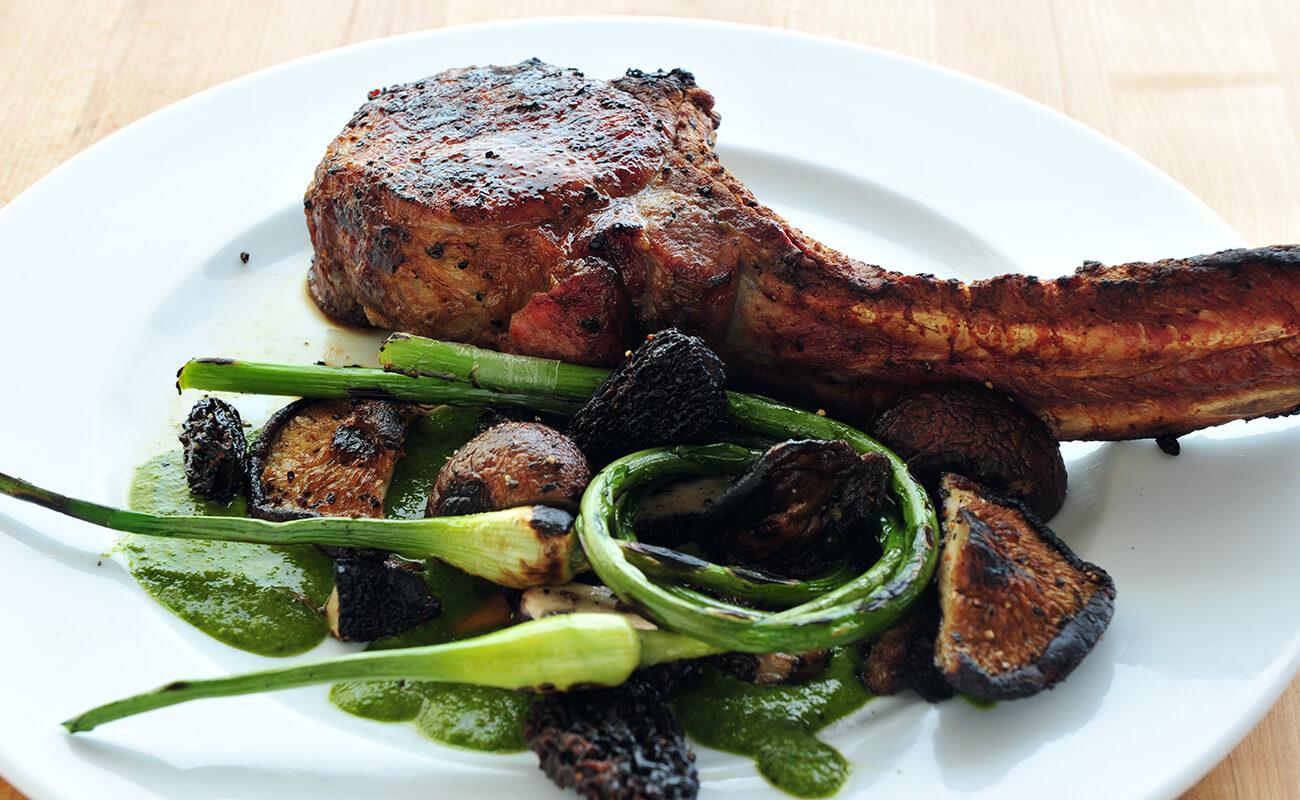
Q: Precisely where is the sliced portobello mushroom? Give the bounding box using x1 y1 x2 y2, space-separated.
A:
870 384 1067 520
936 473 1115 701
179 397 247 504
567 328 728 464
324 555 441 642
858 590 954 703
696 439 891 576
247 398 416 521
427 422 590 516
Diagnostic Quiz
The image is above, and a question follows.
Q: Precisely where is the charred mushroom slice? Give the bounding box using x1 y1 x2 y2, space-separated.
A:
325 555 441 642
247 399 416 521
937 473 1115 701
716 650 832 686
179 397 247 504
567 329 727 464
427 422 590 516
526 673 699 800
858 591 955 703
519 583 656 630
870 384 1068 520
697 440 891 576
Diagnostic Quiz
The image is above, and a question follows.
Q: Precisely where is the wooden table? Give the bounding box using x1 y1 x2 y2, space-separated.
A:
0 1 1296 797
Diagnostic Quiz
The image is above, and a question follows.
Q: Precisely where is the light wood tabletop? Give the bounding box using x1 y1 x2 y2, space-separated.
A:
0 1 1296 798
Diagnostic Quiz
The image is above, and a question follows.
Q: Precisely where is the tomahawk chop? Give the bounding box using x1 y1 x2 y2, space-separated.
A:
305 60 1300 440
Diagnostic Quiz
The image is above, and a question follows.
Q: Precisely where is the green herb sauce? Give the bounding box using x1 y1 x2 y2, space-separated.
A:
330 679 533 752
383 406 482 520
672 649 872 797
123 451 334 657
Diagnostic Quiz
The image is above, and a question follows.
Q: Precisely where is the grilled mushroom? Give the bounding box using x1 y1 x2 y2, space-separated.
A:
178 397 247 504
526 672 699 800
246 398 416 521
568 329 728 464
936 473 1115 701
858 591 954 703
696 440 891 576
427 422 590 516
324 555 441 642
870 384 1067 520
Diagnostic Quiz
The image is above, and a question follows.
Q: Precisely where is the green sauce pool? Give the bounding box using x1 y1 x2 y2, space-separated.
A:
124 450 334 657
672 649 873 797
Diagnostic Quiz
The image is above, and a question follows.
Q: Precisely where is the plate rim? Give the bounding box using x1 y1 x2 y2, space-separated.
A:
0 15 1291 800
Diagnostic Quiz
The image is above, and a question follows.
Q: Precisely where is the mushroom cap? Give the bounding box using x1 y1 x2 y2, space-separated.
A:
325 555 441 642
697 439 891 575
567 328 728 465
427 422 590 516
179 397 247 504
871 384 1068 520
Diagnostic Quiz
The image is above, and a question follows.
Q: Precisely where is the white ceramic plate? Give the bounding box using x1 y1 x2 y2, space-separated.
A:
0 17 1295 800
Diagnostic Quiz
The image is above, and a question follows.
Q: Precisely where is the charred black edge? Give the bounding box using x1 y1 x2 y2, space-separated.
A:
10 487 70 514
938 473 1117 701
176 358 236 394
345 386 400 401
947 584 1114 701
530 506 576 538
245 398 323 522
621 541 804 587
621 541 710 572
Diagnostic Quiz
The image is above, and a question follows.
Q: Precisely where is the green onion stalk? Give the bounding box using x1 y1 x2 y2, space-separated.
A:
62 614 722 732
0 466 847 606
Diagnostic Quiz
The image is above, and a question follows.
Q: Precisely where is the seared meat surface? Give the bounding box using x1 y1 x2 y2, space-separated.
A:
306 59 1300 440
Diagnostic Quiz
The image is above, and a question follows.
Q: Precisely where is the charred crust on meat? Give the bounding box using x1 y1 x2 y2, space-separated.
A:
247 398 414 523
871 384 1068 520
936 474 1115 701
858 590 955 703
179 398 247 504
1156 434 1181 456
525 673 699 800
567 329 727 464
428 422 590 517
696 440 891 576
326 556 441 642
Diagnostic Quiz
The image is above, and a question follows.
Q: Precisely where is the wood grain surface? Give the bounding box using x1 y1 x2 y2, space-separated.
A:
0 1 1296 798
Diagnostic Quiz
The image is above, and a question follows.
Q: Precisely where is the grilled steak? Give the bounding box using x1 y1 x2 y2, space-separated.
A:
305 59 1300 440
